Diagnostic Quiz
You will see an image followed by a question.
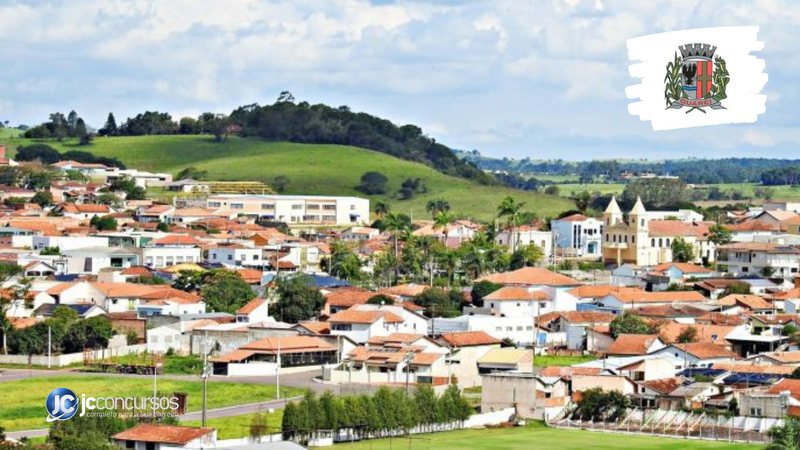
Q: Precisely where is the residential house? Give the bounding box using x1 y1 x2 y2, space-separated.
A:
235 298 269 323
111 424 216 450
596 290 708 312
605 334 665 356
717 242 800 279
477 348 533 374
341 226 380 241
143 234 203 268
551 214 603 257
436 331 502 386
494 225 553 257
210 335 338 376
651 342 740 367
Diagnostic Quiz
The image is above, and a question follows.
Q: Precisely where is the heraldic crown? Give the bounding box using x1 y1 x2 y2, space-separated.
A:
679 43 717 60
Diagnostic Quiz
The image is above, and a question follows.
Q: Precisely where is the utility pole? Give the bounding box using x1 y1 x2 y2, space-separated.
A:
47 325 51 369
201 330 209 427
276 338 281 399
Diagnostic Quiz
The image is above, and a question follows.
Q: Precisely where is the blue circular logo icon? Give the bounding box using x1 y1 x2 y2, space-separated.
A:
45 387 78 422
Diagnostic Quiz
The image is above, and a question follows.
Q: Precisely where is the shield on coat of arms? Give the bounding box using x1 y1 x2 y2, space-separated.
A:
664 42 729 112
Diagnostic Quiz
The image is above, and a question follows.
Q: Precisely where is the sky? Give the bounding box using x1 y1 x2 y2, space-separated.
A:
0 0 797 161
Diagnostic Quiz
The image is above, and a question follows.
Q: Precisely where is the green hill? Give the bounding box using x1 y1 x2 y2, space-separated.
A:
5 135 572 222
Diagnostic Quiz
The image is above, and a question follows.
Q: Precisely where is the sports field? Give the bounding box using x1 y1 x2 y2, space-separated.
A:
332 423 761 450
0 374 300 432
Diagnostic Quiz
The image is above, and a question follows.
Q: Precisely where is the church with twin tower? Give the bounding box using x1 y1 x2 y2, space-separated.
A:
601 195 716 267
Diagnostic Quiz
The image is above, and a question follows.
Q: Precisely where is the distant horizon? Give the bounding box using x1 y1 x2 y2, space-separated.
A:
1 1 797 160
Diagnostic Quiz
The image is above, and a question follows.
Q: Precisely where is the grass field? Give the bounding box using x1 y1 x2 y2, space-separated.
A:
182 410 284 439
534 355 597 367
3 135 573 221
0 127 22 139
332 423 760 450
552 183 625 196
0 375 301 432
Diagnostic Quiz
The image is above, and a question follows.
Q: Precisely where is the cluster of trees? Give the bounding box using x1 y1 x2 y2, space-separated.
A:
172 269 256 314
357 172 428 200
14 143 126 169
23 111 92 145
459 151 796 185
272 275 326 323
571 388 631 422
761 166 800 186
227 94 493 185
5 306 113 358
609 313 660 338
282 386 472 443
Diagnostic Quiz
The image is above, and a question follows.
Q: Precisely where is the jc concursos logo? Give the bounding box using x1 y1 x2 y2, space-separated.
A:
46 387 78 422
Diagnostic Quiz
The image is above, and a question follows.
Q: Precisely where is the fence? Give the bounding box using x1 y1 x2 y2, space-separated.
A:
549 407 782 445
0 344 147 367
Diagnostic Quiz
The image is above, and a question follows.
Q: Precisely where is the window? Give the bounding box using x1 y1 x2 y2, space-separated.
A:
506 327 512 331
227 254 233 260
231 203 244 210
253 254 259 260
322 215 336 222
261 203 275 210
323 204 336 210
539 302 547 308
516 326 523 331
307 204 320 210
516 302 521 307
291 204 303 210
749 407 762 417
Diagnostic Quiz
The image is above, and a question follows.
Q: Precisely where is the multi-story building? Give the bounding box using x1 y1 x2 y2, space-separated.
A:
716 242 800 279
551 214 603 257
205 194 370 226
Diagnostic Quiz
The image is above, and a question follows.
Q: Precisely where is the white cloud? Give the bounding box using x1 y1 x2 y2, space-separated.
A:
0 0 798 160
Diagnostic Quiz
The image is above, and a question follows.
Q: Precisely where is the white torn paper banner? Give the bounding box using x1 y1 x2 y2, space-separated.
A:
626 26 767 131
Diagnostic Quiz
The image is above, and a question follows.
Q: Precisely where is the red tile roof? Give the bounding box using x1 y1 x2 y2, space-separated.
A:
767 378 800 400
152 234 202 246
437 331 501 348
236 298 266 315
672 342 739 359
567 285 642 299
112 424 213 445
607 290 707 305
640 377 683 394
648 220 712 238
606 334 660 355
483 286 550 301
327 309 403 324
325 288 376 307
658 322 736 345
651 262 713 275
241 335 335 353
478 267 580 286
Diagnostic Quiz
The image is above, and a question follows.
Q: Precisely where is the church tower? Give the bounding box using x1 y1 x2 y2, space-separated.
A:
604 195 623 227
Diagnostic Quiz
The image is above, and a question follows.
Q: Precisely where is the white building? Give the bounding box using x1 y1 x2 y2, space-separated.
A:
208 244 263 268
717 242 800 279
494 226 553 257
551 214 603 257
206 194 370 226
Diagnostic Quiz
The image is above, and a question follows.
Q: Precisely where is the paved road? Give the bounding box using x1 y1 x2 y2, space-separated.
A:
2 367 377 441
6 397 299 440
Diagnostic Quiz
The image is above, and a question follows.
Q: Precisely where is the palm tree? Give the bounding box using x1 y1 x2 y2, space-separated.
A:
383 213 410 284
462 243 489 279
374 201 390 219
425 199 450 219
497 196 526 252
433 210 456 247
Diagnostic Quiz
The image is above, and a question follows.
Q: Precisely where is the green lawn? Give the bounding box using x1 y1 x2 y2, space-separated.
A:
183 410 283 439
0 375 301 432
534 355 597 367
333 423 759 450
554 183 625 197
3 135 572 221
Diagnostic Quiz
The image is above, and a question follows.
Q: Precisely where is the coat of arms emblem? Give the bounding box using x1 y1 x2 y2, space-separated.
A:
664 43 729 113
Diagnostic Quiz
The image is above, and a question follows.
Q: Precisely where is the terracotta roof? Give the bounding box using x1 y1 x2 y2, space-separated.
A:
767 378 800 400
478 267 580 286
236 298 266 315
640 377 683 394
726 220 782 232
567 285 642 299
648 220 712 238
536 311 615 327
210 349 257 363
671 342 739 359
9 317 41 329
297 321 331 335
652 262 713 275
606 334 660 355
327 309 403 324
607 290 707 305
713 362 795 375
61 203 110 213
483 286 550 302
630 304 707 319
112 424 213 445
152 234 202 246
755 351 800 364
658 322 736 345
717 294 772 310
437 331 501 348
538 366 602 379
234 268 263 284
696 312 745 326
717 242 800 253
241 335 334 353
771 288 800 300
120 266 152 277
367 333 428 346
378 284 428 297
557 213 589 222
325 288 375 307
751 314 800 325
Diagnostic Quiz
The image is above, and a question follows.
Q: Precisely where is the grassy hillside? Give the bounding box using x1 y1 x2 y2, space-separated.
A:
5 135 572 221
